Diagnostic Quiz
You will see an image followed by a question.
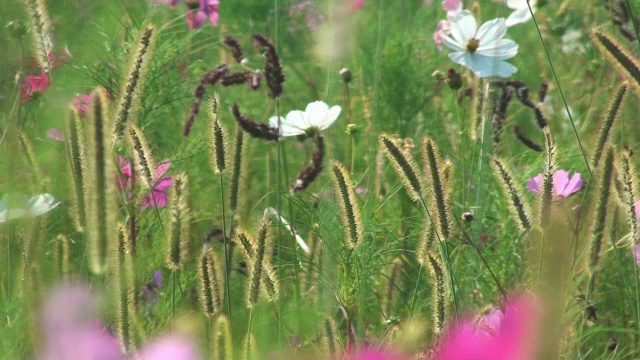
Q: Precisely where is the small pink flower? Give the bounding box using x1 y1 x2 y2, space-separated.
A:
47 128 65 142
433 20 450 51
526 170 583 197
433 0 463 51
350 0 365 10
185 0 219 30
72 93 92 116
117 156 172 211
633 243 640 269
434 295 539 360
21 72 50 102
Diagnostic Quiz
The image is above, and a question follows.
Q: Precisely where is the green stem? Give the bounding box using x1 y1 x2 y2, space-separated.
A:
219 173 232 326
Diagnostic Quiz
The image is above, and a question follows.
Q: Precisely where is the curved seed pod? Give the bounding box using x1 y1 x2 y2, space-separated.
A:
113 24 157 145
379 134 423 202
330 162 363 248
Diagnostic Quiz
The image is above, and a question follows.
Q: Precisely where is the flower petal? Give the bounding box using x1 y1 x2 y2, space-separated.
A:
27 193 60 217
319 105 341 130
476 38 518 60
442 34 466 52
156 160 171 179
305 101 330 128
155 177 173 191
448 11 477 49
449 52 518 78
552 170 570 197
561 172 582 197
505 8 533 27
526 174 544 195
475 18 507 46
281 111 308 136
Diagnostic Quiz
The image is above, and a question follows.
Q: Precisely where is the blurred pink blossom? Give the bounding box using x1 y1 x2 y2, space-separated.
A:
526 170 583 197
433 0 463 50
350 0 365 10
117 155 173 210
434 295 539 360
182 0 219 30
21 72 50 102
72 93 92 116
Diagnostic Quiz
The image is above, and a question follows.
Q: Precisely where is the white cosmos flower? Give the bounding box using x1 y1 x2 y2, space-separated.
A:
269 101 341 138
505 0 536 27
0 193 60 223
442 11 519 78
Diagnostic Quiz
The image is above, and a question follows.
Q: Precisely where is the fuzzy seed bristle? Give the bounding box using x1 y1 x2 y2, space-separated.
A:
209 96 228 174
128 124 156 190
229 126 245 212
253 34 284 98
619 149 639 245
330 162 363 248
592 83 628 167
17 129 42 184
422 137 452 239
54 234 70 278
212 315 234 360
379 134 424 202
592 30 640 94
539 126 556 225
113 25 157 145
115 224 137 354
470 78 486 140
246 221 270 307
425 251 448 335
322 318 338 359
293 134 325 191
65 109 88 232
166 173 190 270
223 35 245 63
21 0 54 73
514 125 543 152
198 245 223 317
490 157 533 232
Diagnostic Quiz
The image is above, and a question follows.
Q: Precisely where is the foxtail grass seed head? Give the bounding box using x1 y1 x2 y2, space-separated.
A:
619 149 639 245
212 315 234 360
514 125 543 152
262 261 280 302
221 71 251 87
490 157 533 232
322 318 338 358
113 24 157 145
229 126 245 212
65 109 88 232
417 218 437 263
183 64 229 136
235 229 254 260
592 83 628 167
592 30 640 94
539 126 556 225
115 224 136 354
17 129 42 184
209 96 228 174
422 137 452 239
246 221 270 307
21 0 53 73
197 245 223 317
223 35 245 63
379 134 424 202
86 88 114 275
166 173 190 270
470 78 486 141
491 85 513 148
425 251 448 335
231 103 279 141
588 148 615 283
330 162 363 248
293 134 325 191
128 124 156 190
253 34 284 98
54 234 70 278
538 82 549 102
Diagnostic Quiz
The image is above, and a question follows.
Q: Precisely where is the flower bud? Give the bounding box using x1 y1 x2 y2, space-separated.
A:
346 123 359 135
446 68 463 91
339 68 352 83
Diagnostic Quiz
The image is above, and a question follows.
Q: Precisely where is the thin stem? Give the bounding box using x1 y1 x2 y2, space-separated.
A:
218 173 232 324
172 269 176 327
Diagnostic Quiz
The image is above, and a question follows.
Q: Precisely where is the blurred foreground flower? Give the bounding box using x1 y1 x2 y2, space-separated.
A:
526 170 583 197
39 283 200 360
434 295 539 360
117 156 173 211
442 11 518 78
505 0 537 28
72 93 92 115
170 0 219 29
433 0 463 50
21 72 50 102
269 101 341 138
0 193 60 223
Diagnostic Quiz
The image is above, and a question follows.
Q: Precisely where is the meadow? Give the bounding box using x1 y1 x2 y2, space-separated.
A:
2 0 640 358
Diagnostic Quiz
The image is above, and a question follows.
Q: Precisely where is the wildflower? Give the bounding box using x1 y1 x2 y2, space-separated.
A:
47 128 65 142
442 11 519 78
433 0 463 51
39 283 201 360
72 93 92 116
526 170 583 197
434 295 539 360
633 243 640 268
182 0 219 30
142 271 163 305
20 72 50 102
268 101 341 138
289 1 325 31
0 193 60 223
350 0 365 10
505 0 537 28
117 156 173 211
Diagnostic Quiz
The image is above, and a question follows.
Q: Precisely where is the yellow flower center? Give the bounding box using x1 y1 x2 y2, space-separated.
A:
467 38 480 53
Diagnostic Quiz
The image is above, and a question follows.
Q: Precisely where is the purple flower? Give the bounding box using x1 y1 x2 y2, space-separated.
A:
526 170 583 197
143 271 164 305
183 0 219 30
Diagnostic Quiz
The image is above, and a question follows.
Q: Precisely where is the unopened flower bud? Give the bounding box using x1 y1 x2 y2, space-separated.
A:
462 212 474 222
339 68 352 83
446 68 463 91
346 123 359 135
240 58 250 66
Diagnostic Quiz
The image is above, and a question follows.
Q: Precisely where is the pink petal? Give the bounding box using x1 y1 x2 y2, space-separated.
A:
138 335 200 360
28 73 51 93
635 200 640 221
441 0 462 13
155 160 171 179
526 174 543 195
552 170 570 197
434 20 450 51
561 172 583 197
350 0 365 10
118 155 132 177
633 244 640 269
140 191 168 211
154 177 173 191
209 11 219 26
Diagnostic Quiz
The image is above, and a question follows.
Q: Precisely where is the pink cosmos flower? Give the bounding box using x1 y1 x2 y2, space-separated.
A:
350 0 365 10
433 0 463 50
21 72 50 102
182 0 219 30
526 170 583 197
117 155 173 211
434 295 539 360
72 93 92 116
39 283 200 360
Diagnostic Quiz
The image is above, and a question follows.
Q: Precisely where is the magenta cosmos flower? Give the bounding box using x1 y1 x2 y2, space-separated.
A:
21 72 50 102
433 295 539 360
117 155 173 211
526 170 583 197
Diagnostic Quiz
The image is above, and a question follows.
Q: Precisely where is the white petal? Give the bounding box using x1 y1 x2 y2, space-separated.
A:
269 115 284 128
476 38 518 60
280 111 308 137
449 52 517 78
505 8 533 27
506 0 531 10
305 101 330 127
27 193 60 217
448 11 477 47
0 210 6 224
442 34 466 52
475 18 507 45
319 105 341 130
